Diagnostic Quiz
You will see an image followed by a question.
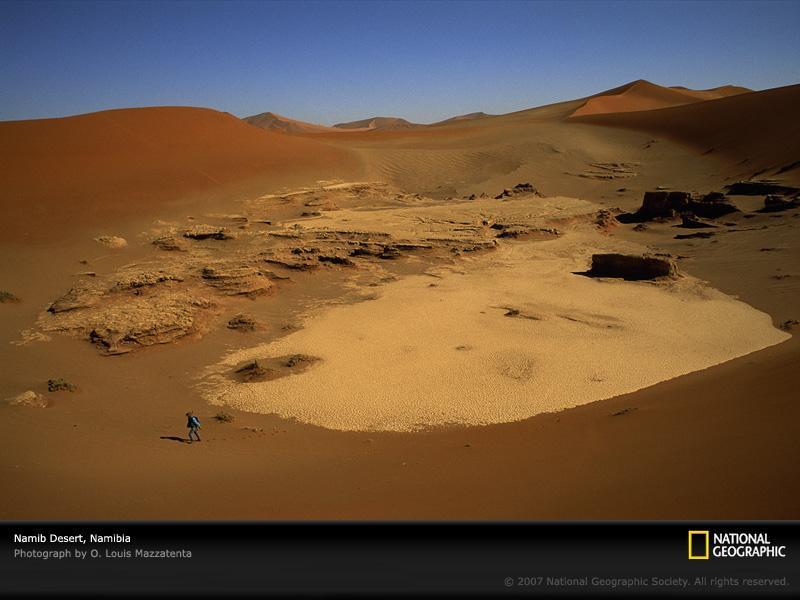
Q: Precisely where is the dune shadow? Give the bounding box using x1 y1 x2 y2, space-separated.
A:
160 436 187 443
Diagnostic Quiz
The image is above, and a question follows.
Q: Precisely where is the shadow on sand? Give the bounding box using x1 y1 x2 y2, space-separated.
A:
160 436 187 443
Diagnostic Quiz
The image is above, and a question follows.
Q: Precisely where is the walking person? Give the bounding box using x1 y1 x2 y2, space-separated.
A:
186 411 201 443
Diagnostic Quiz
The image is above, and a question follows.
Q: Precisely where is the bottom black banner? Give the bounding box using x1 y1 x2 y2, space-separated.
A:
1 522 797 597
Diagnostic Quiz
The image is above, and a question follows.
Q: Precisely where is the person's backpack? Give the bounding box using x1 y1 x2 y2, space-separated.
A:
191 415 201 427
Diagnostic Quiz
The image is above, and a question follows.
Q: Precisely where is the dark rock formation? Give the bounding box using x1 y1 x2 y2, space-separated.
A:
317 254 355 266
686 195 739 219
183 225 234 240
495 182 543 199
675 232 715 240
227 314 257 331
0 290 20 303
234 360 272 382
47 378 77 392
678 214 718 229
758 195 800 213
582 254 677 281
618 190 738 222
725 180 800 196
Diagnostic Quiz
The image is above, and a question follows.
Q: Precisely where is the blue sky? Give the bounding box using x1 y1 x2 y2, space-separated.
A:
1 0 798 123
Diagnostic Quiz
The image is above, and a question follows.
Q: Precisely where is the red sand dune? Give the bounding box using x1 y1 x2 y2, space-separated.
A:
571 79 750 117
0 106 356 242
570 83 800 180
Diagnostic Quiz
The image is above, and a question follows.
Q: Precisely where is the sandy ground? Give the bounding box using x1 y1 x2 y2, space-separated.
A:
1 80 799 520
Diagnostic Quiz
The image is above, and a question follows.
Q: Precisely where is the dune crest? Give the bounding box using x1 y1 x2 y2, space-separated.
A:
570 79 749 117
571 83 800 181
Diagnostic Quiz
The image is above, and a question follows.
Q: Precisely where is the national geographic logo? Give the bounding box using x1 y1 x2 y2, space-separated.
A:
689 530 787 560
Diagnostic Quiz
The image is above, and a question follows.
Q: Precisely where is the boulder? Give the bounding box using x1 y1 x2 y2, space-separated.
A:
227 314 258 332
47 378 77 392
583 254 677 281
758 195 799 213
0 290 20 303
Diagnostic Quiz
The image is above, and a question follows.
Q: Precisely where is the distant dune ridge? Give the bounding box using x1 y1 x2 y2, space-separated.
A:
3 79 798 245
333 116 422 131
243 79 751 133
244 111 344 134
245 111 495 134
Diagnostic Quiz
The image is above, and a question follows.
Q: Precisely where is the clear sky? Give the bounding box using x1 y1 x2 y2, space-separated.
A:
1 0 798 123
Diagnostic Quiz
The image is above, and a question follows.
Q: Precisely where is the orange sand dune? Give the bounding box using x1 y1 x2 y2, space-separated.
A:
571 79 749 117
244 111 368 134
570 83 800 181
0 106 357 242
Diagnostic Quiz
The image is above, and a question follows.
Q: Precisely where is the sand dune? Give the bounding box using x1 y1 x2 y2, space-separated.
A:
431 112 493 126
333 116 422 130
0 106 358 242
571 83 800 182
570 79 749 117
244 111 349 134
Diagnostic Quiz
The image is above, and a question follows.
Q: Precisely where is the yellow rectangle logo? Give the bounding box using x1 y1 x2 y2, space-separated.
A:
688 530 710 560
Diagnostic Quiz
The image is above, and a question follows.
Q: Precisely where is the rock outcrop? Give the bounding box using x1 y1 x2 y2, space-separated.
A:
725 180 800 196
152 235 187 251
758 195 800 213
617 190 738 223
495 182 543 199
227 314 258 331
48 286 101 313
201 265 273 297
183 225 234 240
583 253 677 281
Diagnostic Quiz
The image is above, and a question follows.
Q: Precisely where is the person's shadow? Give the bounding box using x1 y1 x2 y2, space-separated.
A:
160 436 187 443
